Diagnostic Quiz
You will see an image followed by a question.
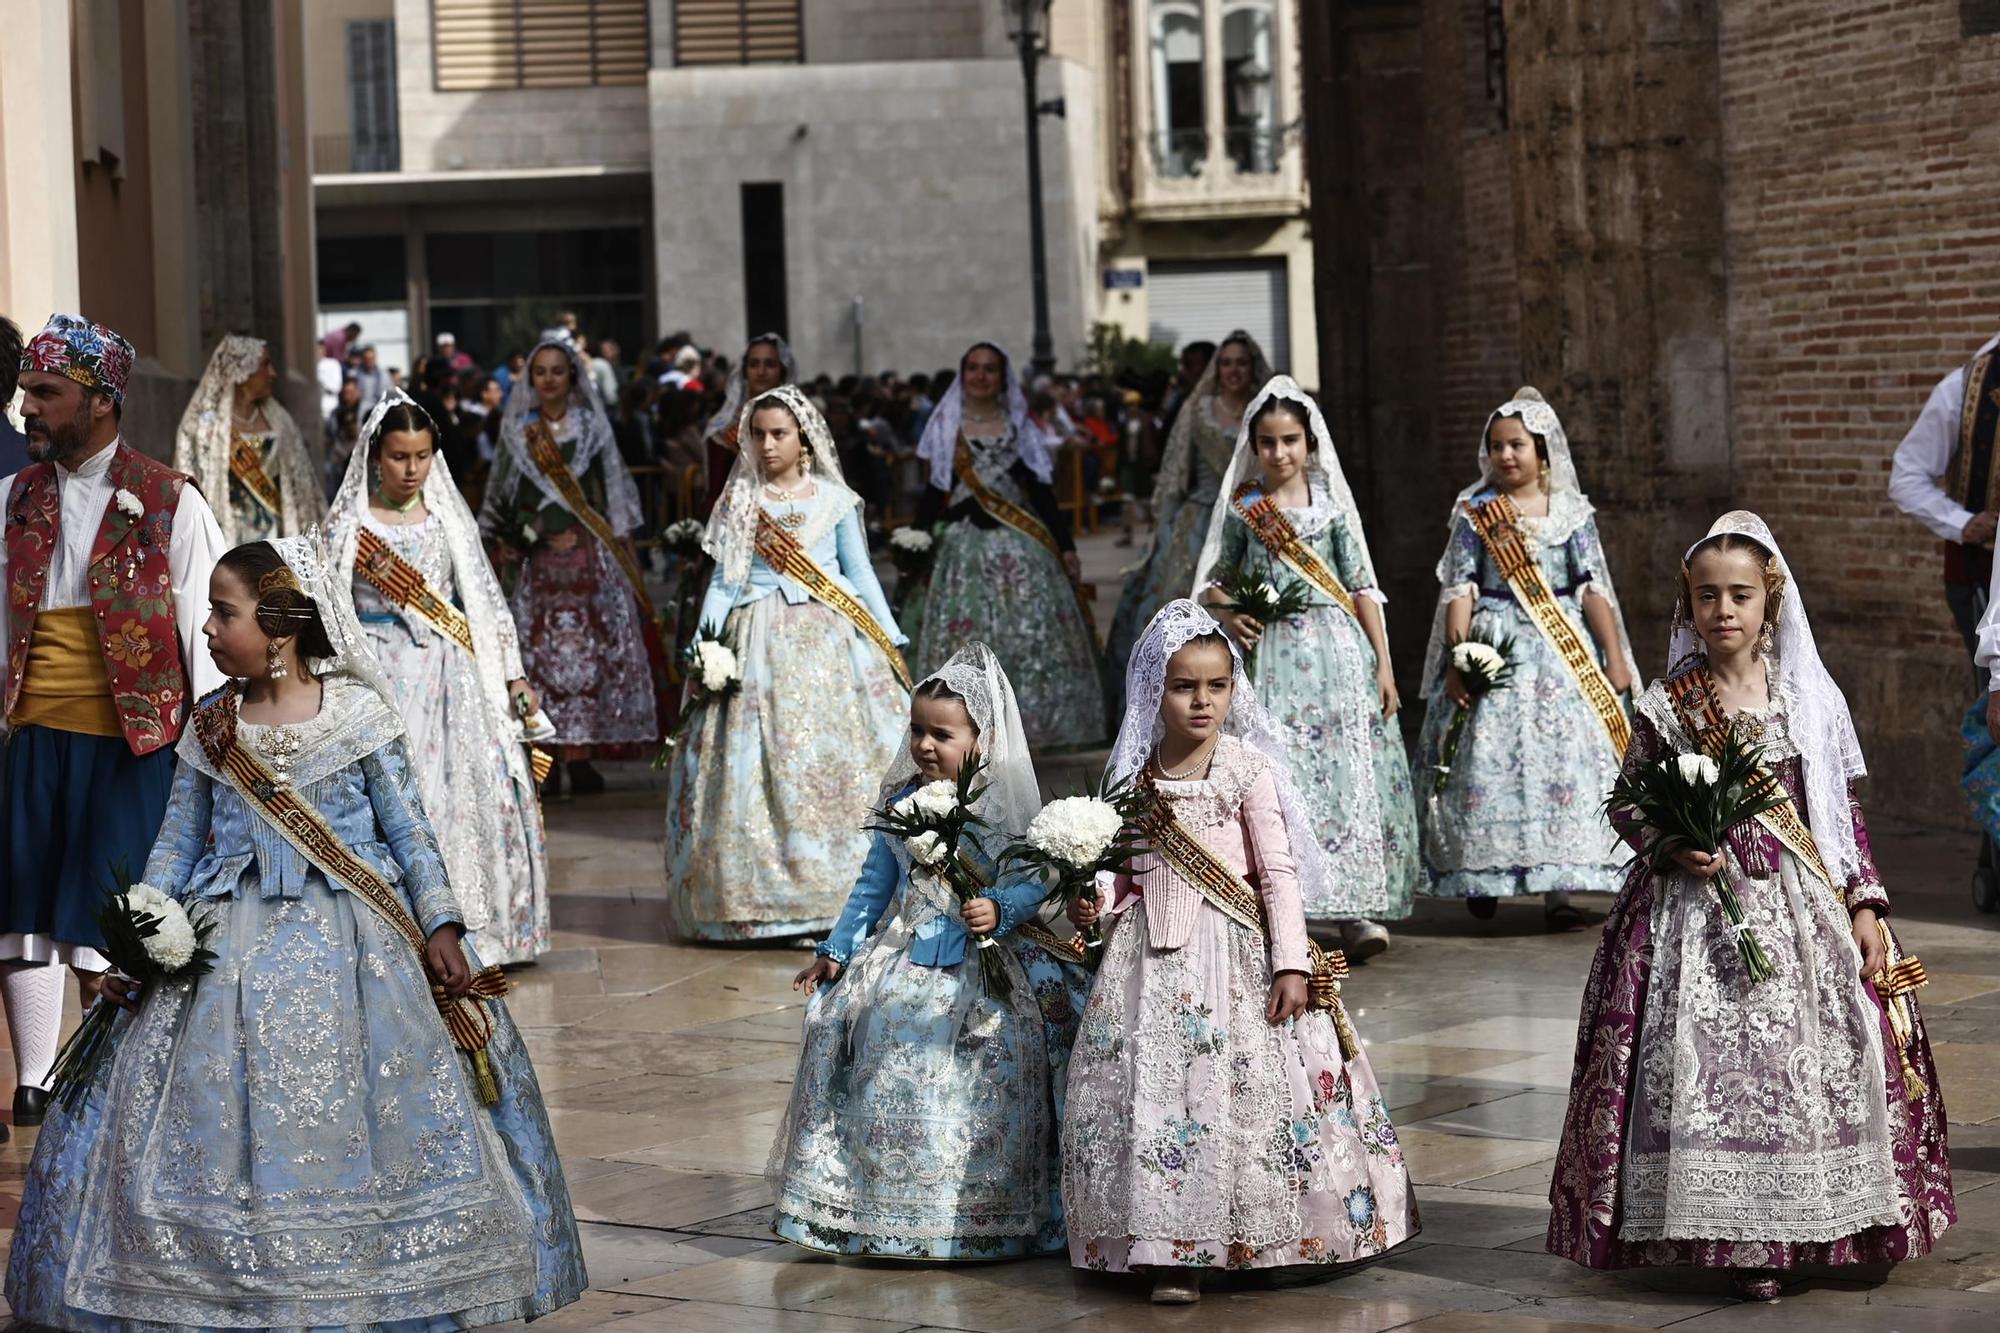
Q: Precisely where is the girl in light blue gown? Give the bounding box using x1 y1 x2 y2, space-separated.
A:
6 535 585 1331
768 642 1089 1259
665 386 910 943
1193 377 1420 956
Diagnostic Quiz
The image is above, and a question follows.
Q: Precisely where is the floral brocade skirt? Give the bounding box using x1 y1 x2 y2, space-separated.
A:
1253 606 1420 922
664 596 907 942
512 538 658 747
768 908 1054 1259
1062 902 1418 1272
915 522 1104 748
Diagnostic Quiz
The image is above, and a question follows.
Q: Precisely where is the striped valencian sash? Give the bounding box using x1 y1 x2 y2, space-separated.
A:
1136 774 1358 1060
753 511 913 689
1229 481 1358 620
953 438 1099 639
354 527 477 656
229 435 283 519
1466 492 1630 755
1664 665 1838 897
523 420 659 623
195 693 511 1103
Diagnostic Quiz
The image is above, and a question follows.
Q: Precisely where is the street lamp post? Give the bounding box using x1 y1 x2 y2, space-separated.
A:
1010 0 1061 376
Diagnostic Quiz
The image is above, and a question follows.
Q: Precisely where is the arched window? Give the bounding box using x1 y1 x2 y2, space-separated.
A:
1150 0 1206 178
1222 0 1276 173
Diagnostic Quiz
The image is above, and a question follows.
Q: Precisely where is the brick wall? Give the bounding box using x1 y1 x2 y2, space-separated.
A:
1718 0 2000 819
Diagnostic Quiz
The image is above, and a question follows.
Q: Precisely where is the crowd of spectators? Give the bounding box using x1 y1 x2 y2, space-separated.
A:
314 314 1215 548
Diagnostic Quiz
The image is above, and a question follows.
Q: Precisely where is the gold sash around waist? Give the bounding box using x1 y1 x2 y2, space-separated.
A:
10 608 120 736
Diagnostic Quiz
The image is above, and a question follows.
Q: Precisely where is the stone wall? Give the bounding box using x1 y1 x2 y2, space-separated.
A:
1717 0 2000 814
648 56 1096 377
1308 0 2000 823
802 0 996 64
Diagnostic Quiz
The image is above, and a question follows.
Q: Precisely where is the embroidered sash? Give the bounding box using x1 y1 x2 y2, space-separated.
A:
953 439 1099 639
523 420 658 623
1664 666 1838 897
753 510 913 689
354 527 478 656
1136 777 1359 1060
1229 481 1358 620
195 698 511 1104
1467 493 1630 755
1947 347 2000 587
229 434 283 520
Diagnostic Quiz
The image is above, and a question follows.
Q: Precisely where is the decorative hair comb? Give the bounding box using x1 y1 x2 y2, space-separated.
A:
259 566 303 597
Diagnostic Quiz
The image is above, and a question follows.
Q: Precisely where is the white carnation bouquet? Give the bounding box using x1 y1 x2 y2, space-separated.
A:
1000 774 1149 957
49 873 218 1110
653 621 744 766
661 517 706 557
865 755 1013 997
1433 629 1517 795
1603 734 1787 983
887 525 937 613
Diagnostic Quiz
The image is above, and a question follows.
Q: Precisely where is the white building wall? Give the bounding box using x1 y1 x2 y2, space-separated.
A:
649 56 1096 376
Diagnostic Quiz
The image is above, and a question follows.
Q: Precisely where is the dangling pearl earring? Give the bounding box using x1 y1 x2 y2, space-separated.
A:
1538 460 1551 495
1756 621 1775 656
266 641 289 681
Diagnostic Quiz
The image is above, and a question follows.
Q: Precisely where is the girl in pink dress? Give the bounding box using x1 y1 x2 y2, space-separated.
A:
1062 598 1418 1304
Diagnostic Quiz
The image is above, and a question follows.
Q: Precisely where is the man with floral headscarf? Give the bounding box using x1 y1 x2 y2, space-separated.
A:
0 314 227 1131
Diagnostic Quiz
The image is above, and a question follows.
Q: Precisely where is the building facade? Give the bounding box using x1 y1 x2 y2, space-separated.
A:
1305 0 2000 825
0 0 319 454
305 1 1313 379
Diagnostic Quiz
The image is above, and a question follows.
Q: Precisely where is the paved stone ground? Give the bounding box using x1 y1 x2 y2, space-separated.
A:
3 527 1999 1329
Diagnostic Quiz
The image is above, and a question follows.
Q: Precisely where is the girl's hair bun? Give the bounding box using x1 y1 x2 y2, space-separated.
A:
1513 386 1545 403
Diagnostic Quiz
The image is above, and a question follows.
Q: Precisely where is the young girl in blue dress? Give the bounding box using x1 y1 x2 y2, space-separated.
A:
665 385 910 943
6 535 585 1330
768 642 1089 1258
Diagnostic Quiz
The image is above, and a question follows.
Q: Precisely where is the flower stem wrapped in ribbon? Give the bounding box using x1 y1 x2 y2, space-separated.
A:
1209 564 1313 676
1434 630 1516 795
652 620 742 767
49 870 219 1111
1603 734 1789 982
864 752 1013 997
999 771 1150 958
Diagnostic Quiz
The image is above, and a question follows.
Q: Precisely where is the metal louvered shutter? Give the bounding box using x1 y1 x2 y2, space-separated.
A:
1146 259 1291 373
673 0 804 66
433 0 649 91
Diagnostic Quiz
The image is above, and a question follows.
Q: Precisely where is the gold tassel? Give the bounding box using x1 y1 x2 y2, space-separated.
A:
470 1048 501 1105
1871 918 1929 1104
528 746 555 786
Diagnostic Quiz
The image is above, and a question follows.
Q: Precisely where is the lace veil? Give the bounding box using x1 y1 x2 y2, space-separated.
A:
1108 599 1331 902
174 334 322 544
877 641 1042 846
1663 510 1868 885
1150 330 1272 524
915 342 1054 491
324 389 530 725
1419 388 1641 695
265 532 399 715
701 384 863 589
1190 374 1378 597
480 333 643 534
705 332 798 440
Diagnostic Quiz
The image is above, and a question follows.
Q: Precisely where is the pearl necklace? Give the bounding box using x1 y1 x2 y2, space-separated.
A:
763 478 811 502
1154 735 1219 781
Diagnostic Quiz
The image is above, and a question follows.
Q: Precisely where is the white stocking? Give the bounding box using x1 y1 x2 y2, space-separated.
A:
1 961 68 1091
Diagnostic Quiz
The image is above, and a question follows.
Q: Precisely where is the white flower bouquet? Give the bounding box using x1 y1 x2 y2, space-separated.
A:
1433 630 1517 795
1603 734 1787 982
866 755 1013 997
660 517 706 556
49 874 218 1110
653 622 743 767
887 524 936 582
1000 775 1149 957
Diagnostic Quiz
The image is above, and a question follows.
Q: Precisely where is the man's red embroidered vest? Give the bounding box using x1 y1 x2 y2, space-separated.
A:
5 445 191 755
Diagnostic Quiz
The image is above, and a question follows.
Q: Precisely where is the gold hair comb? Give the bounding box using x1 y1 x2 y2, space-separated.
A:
258 566 302 596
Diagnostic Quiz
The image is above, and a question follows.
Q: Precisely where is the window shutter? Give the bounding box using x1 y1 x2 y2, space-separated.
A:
433 0 649 91
674 0 803 67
